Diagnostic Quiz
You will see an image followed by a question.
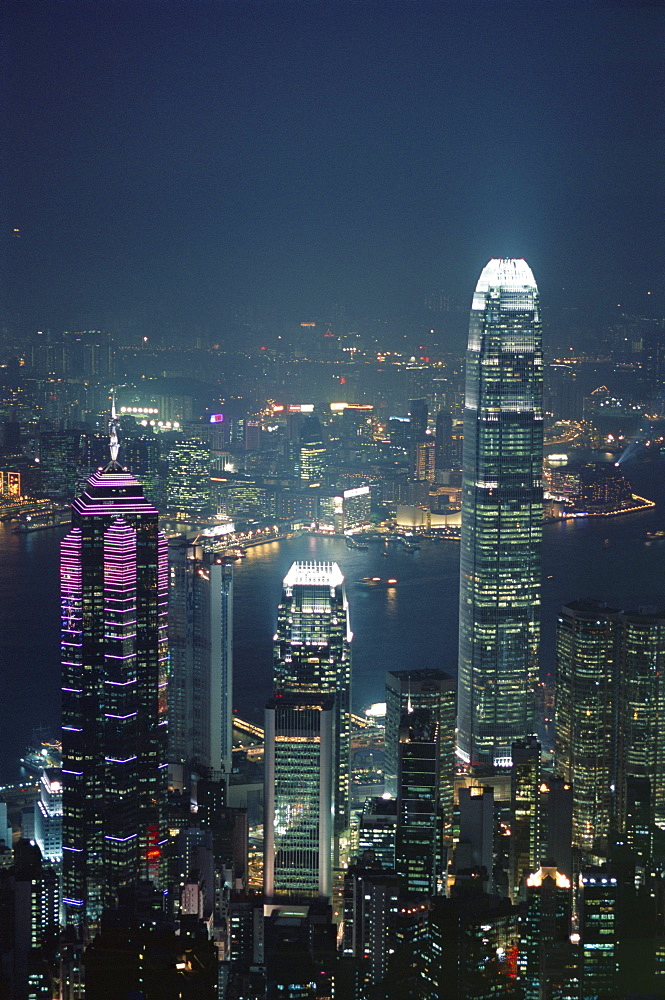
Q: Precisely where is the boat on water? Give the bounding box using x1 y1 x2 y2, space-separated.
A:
19 739 62 774
359 576 398 589
345 537 369 550
15 507 71 533
645 530 665 540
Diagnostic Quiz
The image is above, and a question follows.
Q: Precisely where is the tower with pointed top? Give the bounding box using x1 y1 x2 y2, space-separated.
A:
61 450 168 926
457 259 543 768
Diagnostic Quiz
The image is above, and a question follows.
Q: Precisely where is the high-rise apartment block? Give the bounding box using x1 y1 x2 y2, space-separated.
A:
61 466 168 926
342 862 400 987
168 540 234 775
412 439 436 481
457 259 543 767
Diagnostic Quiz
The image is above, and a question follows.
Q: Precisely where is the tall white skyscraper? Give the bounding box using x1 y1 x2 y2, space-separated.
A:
457 259 543 767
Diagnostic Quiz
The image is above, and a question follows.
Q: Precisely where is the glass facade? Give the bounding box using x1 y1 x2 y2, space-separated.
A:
384 669 456 836
61 467 168 926
264 696 334 897
554 601 617 852
166 438 211 518
168 541 234 774
619 610 665 831
555 600 665 850
510 736 541 900
457 258 543 767
274 561 352 839
298 416 327 484
395 709 440 896
579 870 618 997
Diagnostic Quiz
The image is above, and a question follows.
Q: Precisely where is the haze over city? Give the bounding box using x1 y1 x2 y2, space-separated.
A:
1 2 664 998
4 1 663 343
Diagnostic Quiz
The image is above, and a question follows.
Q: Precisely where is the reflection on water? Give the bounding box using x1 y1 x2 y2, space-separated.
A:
0 459 662 781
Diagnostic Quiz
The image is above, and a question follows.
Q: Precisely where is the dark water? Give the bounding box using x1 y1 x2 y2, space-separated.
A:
1 461 663 782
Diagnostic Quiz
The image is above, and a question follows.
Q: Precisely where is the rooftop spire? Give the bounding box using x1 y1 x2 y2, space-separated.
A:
105 390 121 470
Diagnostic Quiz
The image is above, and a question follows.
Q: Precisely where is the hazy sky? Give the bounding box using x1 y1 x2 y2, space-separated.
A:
4 0 663 338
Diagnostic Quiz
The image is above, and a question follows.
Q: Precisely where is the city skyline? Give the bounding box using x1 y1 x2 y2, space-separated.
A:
0 252 663 993
1 1 663 991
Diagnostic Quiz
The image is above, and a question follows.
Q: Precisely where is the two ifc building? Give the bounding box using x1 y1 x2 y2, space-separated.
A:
61 462 168 926
457 258 543 768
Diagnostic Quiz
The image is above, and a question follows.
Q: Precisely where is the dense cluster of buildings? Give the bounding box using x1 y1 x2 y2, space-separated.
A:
1 260 664 997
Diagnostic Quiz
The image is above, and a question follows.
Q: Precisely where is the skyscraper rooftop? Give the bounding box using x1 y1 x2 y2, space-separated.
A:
283 560 344 591
472 257 537 300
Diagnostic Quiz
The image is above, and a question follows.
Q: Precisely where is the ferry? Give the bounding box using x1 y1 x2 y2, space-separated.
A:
16 506 71 533
345 536 369 550
19 740 62 774
359 576 398 589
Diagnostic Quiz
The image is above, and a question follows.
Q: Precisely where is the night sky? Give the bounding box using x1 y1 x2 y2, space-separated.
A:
3 1 663 339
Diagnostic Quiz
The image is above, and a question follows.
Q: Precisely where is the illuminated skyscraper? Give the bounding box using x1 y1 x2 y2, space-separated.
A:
395 709 441 896
555 600 665 851
617 607 665 831
264 695 334 898
555 601 619 852
384 669 456 836
579 868 618 996
510 736 541 899
412 439 436 481
273 561 352 838
166 438 211 518
520 864 575 997
457 258 543 767
61 463 168 926
298 416 327 484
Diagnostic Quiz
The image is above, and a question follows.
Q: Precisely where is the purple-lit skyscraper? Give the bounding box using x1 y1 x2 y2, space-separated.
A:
61 464 168 927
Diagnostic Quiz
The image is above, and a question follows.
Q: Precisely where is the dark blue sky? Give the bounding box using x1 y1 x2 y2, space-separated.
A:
4 1 663 338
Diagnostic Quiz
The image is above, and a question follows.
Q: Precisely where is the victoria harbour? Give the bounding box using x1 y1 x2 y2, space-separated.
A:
2 459 663 784
2 2 662 993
